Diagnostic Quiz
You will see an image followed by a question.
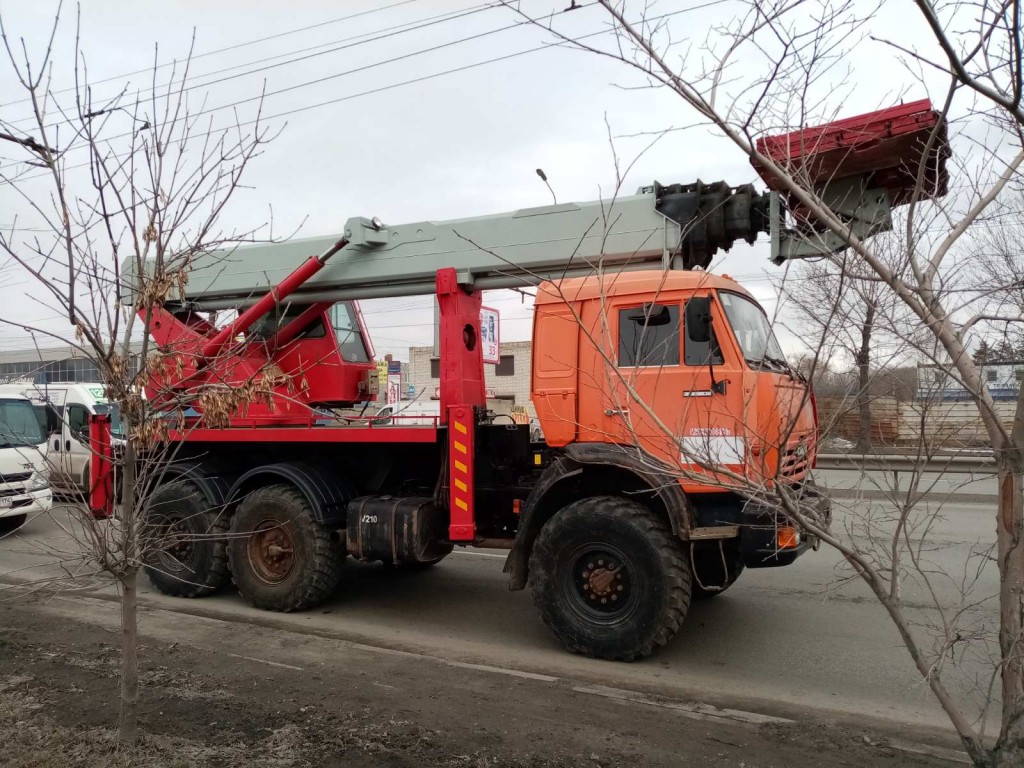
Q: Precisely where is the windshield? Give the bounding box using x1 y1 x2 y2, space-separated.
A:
0 399 45 447
93 402 125 437
718 292 786 364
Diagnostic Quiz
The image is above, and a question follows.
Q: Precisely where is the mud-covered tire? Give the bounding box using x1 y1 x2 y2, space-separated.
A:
143 480 231 598
529 495 691 661
691 543 744 600
0 514 27 537
228 484 343 612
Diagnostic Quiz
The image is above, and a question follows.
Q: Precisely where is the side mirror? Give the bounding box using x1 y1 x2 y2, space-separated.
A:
685 297 712 342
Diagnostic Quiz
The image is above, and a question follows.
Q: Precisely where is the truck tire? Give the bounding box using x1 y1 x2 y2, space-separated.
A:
691 544 744 600
529 495 691 661
143 480 231 598
228 484 343 612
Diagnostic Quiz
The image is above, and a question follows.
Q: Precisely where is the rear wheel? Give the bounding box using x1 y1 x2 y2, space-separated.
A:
228 484 343 612
691 542 744 600
0 514 27 536
529 495 691 661
143 480 231 598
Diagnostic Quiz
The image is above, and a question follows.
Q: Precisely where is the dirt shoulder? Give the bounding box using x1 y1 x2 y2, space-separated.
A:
0 594 958 768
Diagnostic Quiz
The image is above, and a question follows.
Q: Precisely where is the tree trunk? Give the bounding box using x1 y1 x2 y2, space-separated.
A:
118 568 139 746
855 303 875 453
989 366 1024 765
118 433 140 746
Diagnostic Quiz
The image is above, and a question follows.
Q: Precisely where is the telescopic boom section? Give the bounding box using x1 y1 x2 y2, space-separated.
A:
121 184 769 311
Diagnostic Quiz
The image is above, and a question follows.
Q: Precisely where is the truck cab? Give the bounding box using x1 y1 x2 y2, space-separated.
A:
533 271 816 488
0 386 53 532
23 383 124 492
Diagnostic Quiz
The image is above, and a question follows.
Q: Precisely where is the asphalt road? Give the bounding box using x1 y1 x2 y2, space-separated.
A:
0 493 1002 743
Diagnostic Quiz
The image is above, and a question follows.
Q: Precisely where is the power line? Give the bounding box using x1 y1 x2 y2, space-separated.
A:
2 2 500 132
1 1 728 185
0 0 425 112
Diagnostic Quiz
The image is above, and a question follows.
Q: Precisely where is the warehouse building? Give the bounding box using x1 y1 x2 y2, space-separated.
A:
408 340 534 414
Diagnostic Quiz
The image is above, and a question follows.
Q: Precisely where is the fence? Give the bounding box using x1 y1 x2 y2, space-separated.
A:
816 396 1017 448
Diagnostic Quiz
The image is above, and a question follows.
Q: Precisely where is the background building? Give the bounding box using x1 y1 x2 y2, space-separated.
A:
408 340 534 414
0 343 146 384
917 361 1023 401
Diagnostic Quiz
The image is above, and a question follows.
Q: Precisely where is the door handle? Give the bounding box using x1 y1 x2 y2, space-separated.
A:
65 440 71 452
604 408 629 416
53 439 60 451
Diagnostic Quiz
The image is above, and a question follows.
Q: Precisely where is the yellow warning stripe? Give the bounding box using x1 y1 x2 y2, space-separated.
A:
455 498 468 511
454 478 467 492
454 441 467 455
453 421 467 434
454 460 467 473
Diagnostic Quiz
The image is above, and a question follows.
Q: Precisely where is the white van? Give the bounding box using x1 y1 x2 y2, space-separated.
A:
0 387 53 531
371 400 441 426
18 383 123 492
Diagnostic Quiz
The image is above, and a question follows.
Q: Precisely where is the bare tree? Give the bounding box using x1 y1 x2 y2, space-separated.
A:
504 1 1024 764
784 257 893 452
0 7 273 744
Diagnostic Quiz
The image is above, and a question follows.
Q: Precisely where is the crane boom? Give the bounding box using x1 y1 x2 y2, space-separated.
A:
123 181 768 310
121 100 949 312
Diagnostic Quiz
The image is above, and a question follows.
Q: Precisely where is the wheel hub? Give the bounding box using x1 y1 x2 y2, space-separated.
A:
155 518 194 573
571 550 634 617
248 521 295 585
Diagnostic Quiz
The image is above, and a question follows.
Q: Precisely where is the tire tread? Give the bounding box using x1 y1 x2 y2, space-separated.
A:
529 495 691 661
229 484 343 612
144 479 231 598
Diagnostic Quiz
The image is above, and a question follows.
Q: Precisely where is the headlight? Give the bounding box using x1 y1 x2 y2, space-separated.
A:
25 470 50 492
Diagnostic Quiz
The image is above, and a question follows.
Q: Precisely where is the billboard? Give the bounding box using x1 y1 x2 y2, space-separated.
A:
386 374 402 405
480 306 500 365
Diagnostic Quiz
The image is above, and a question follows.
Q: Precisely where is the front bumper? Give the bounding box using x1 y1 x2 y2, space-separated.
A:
0 488 53 518
739 484 831 568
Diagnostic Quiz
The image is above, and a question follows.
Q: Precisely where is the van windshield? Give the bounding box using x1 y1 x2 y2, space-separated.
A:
0 399 45 447
93 403 125 437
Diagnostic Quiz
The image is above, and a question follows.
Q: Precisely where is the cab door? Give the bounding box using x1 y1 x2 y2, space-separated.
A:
599 299 687 462
577 296 688 460
64 403 90 490
579 294 742 477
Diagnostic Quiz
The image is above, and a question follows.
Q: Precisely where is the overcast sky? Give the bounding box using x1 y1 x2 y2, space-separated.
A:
0 1 980 362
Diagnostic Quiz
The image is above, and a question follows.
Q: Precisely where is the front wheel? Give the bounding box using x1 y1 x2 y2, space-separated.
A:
529 496 692 661
228 484 343 612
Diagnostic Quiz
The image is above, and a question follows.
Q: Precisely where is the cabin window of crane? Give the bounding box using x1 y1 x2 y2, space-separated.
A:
618 303 680 367
331 303 371 363
249 304 327 340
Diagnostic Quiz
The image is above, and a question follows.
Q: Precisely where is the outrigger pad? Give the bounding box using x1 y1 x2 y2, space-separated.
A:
751 99 950 208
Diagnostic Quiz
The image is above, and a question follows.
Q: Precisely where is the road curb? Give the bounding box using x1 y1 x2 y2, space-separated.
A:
0 575 973 765
825 488 997 504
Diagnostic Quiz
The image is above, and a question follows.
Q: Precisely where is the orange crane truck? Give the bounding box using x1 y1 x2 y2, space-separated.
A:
93 101 948 660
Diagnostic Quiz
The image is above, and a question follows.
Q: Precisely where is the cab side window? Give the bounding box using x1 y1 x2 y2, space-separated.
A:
619 304 680 367
66 404 89 440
